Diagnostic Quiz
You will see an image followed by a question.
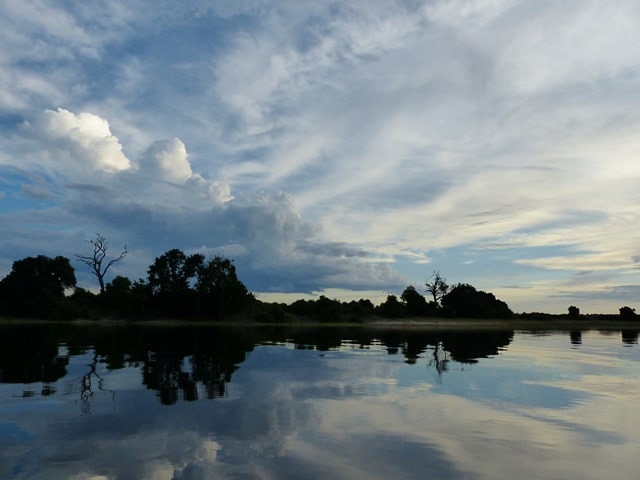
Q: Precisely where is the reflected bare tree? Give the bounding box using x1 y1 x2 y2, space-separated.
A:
79 352 116 415
428 342 450 383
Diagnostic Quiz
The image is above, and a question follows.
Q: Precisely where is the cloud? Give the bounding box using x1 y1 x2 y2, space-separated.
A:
4 330 640 479
0 1 115 111
31 108 131 173
0 108 405 294
138 138 193 182
2 1 640 310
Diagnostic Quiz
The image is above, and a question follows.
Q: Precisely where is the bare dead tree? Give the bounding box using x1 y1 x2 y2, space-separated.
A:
425 270 449 307
76 234 127 293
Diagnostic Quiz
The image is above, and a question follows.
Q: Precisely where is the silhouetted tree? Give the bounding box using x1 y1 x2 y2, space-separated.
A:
568 306 580 318
284 296 345 322
75 234 127 294
148 249 198 294
250 301 287 323
104 275 132 299
619 306 637 320
287 299 315 317
148 249 201 317
378 294 404 318
343 298 375 321
194 255 251 318
0 255 76 318
102 275 149 317
441 283 512 319
147 249 250 319
425 271 449 307
401 285 428 316
69 287 98 316
129 279 153 317
315 296 343 322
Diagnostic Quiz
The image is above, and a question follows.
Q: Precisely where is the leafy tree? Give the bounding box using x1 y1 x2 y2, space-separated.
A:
284 296 344 322
568 305 580 318
102 275 152 317
69 287 98 316
75 234 127 294
401 285 428 316
344 298 375 321
250 301 287 323
194 256 251 318
129 279 153 317
105 275 133 296
315 295 343 322
378 294 404 318
287 299 315 317
0 255 76 318
619 306 637 320
148 249 201 317
147 249 250 319
148 249 201 296
441 283 512 319
425 271 449 307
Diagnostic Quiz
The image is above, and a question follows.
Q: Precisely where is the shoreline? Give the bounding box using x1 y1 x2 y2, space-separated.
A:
361 317 640 331
1 316 639 331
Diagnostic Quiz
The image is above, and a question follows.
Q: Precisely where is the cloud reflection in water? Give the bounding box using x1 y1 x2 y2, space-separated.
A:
0 329 639 479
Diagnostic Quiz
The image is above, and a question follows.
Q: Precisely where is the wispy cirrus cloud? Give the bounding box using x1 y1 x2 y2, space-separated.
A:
1 0 640 311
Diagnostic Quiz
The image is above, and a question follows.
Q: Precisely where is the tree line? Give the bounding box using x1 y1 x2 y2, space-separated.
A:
378 271 513 319
0 244 254 320
0 236 635 322
0 238 511 322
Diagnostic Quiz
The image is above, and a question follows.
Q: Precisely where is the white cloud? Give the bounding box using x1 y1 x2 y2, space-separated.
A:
2 0 640 309
138 138 193 182
0 107 405 294
34 108 131 173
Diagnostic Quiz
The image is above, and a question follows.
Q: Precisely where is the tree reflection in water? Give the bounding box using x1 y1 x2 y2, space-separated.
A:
141 351 232 404
79 352 116 414
621 329 639 345
1 324 638 405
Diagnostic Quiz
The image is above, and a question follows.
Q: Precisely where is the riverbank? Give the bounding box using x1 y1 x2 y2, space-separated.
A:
361 317 640 331
2 315 638 331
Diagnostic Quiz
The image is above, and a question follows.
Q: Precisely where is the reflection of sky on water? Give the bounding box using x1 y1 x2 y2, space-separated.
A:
1 331 640 479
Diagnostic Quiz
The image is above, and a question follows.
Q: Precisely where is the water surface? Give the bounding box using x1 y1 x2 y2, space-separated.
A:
1 324 639 479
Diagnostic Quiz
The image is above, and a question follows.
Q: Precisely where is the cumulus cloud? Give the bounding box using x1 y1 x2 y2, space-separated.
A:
8 336 640 479
31 108 131 173
2 1 640 310
138 138 193 182
0 107 405 294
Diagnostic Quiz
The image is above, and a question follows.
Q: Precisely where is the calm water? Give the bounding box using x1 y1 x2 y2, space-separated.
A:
1 324 639 480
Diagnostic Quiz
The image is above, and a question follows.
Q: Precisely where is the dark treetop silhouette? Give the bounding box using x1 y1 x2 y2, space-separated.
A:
0 246 637 322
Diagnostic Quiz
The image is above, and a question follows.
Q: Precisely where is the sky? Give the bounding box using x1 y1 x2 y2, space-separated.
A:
1 0 640 313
